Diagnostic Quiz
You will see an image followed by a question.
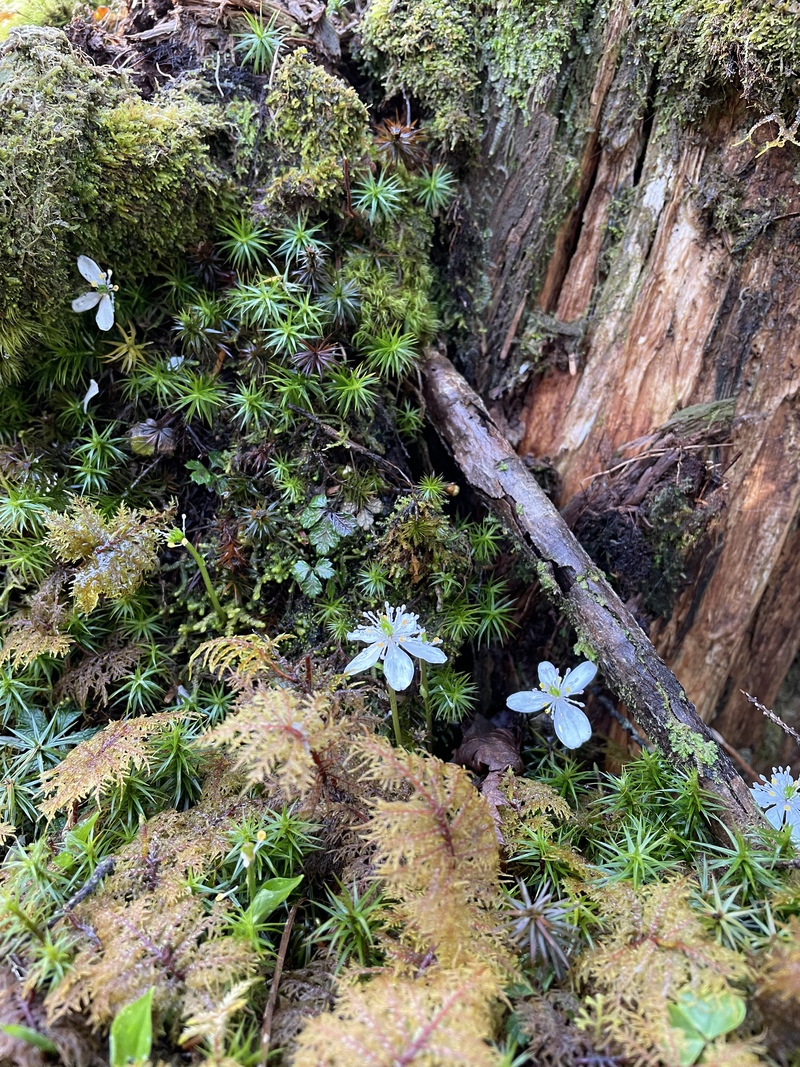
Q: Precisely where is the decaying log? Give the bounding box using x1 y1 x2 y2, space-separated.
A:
423 347 760 831
455 0 800 766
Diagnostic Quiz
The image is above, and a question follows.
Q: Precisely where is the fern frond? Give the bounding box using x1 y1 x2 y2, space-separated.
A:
44 499 173 613
46 895 255 1027
54 641 142 709
201 688 354 801
40 711 185 818
0 616 73 669
189 633 294 683
180 978 257 1054
359 737 499 898
104 775 255 904
356 738 510 968
293 964 505 1067
0 572 73 669
576 879 751 1062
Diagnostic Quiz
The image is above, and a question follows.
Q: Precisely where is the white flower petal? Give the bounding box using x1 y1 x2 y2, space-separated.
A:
751 783 777 808
383 643 415 691
771 767 795 792
563 661 597 695
95 294 115 331
401 637 448 664
343 642 383 676
538 661 560 689
77 255 104 283
392 612 420 637
72 291 101 312
506 690 553 714
82 379 100 413
763 805 785 830
552 699 592 748
347 625 385 644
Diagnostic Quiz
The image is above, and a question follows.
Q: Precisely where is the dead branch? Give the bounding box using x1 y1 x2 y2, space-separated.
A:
743 691 800 746
423 346 760 831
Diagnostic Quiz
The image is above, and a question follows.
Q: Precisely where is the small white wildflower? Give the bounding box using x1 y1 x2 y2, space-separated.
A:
344 602 447 691
751 766 800 842
72 255 117 331
506 660 597 749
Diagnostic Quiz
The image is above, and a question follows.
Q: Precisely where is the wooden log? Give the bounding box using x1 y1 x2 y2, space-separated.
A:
423 346 760 831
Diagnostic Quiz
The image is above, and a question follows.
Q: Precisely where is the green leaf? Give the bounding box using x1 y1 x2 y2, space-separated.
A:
309 520 339 554
670 990 747 1042
186 459 215 487
315 558 335 580
247 875 303 922
1 1025 58 1053
109 987 154 1067
292 559 323 597
300 494 327 528
666 1024 705 1067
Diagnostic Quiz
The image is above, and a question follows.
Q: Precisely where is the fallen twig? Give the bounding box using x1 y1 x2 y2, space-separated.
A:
423 346 760 832
260 902 300 1064
743 691 800 746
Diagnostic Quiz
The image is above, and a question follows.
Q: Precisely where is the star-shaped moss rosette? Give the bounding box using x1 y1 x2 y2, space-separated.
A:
506 661 597 749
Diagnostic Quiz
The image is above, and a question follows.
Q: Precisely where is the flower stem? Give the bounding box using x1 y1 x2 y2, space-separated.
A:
387 685 403 747
419 661 432 750
175 533 228 626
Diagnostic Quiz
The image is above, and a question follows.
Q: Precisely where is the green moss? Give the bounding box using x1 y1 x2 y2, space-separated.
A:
259 48 370 216
634 0 800 119
666 719 719 768
535 558 562 599
0 27 232 377
0 0 76 38
485 0 593 114
345 205 438 340
359 0 481 150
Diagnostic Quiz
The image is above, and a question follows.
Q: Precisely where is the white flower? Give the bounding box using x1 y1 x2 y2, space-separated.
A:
71 255 117 331
344 603 447 691
506 660 597 749
751 766 800 842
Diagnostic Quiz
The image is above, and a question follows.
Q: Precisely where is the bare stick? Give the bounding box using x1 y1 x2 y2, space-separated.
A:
260 902 300 1064
423 346 760 831
743 691 800 746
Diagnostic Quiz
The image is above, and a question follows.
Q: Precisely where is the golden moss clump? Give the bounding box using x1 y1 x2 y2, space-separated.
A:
44 499 172 614
294 964 506 1067
259 47 370 216
359 0 481 150
0 27 231 378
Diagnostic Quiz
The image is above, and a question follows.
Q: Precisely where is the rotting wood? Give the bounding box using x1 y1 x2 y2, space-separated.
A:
423 346 761 831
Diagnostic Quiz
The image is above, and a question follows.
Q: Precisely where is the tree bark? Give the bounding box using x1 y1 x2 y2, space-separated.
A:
453 10 800 770
423 347 760 831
